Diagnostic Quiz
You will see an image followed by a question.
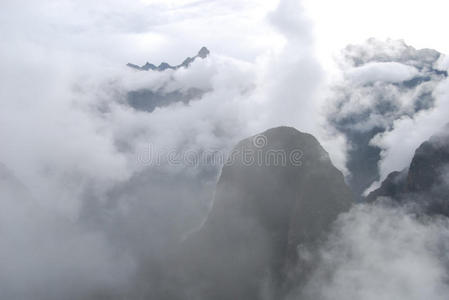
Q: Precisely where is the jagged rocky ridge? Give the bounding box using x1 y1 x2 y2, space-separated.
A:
124 47 210 112
366 127 449 215
127 46 210 71
177 127 354 299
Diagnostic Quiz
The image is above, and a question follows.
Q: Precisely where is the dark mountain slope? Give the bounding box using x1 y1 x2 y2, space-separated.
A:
181 126 353 299
366 128 449 215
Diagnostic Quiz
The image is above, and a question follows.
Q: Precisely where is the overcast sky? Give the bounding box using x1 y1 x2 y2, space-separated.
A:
3 0 448 69
304 0 449 63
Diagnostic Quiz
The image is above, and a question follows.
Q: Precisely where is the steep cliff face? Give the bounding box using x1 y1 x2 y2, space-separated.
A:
182 127 353 299
367 129 449 215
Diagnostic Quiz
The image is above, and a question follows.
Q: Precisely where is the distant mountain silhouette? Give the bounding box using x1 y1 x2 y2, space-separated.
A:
126 87 204 112
127 47 210 71
124 47 210 112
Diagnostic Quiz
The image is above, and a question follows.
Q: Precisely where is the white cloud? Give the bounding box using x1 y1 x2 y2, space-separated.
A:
294 203 449 300
0 0 345 298
3 0 447 298
347 62 419 85
372 76 449 183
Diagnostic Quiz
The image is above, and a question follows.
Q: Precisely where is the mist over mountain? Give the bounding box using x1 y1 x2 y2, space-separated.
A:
2 0 449 299
124 47 211 112
178 127 352 299
327 38 448 199
367 126 449 214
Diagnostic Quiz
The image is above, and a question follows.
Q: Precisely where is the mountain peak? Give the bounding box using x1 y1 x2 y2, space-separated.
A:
184 127 353 298
127 47 210 72
198 46 210 58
